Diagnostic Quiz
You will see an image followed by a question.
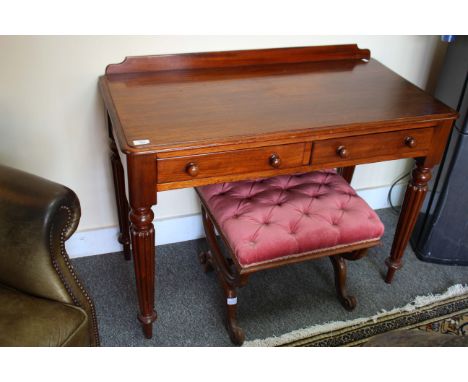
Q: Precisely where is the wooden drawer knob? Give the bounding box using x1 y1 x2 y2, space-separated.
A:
185 162 199 177
269 153 281 168
337 146 349 158
405 136 416 148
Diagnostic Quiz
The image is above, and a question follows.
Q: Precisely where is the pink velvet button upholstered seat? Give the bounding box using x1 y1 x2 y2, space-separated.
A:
197 170 384 269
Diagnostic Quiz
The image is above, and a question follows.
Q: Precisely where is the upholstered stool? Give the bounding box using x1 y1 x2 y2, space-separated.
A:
196 169 384 345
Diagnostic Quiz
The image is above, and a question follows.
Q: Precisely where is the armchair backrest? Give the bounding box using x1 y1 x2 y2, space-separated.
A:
0 164 99 346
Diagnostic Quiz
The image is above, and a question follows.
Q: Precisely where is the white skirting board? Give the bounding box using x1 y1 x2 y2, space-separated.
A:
66 183 406 259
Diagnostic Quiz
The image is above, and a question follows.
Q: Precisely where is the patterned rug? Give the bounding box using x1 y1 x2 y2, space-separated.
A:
244 284 468 346
416 311 468 337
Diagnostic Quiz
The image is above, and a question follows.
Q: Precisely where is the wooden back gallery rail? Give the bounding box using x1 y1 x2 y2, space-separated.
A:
99 44 457 339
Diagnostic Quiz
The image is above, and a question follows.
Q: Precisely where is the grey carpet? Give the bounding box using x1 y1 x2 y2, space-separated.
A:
71 209 468 346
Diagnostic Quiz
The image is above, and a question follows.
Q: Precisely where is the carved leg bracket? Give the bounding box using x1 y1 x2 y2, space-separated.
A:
342 248 368 261
199 250 214 273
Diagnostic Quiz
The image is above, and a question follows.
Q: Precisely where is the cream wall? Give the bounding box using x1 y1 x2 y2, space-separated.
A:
0 36 447 232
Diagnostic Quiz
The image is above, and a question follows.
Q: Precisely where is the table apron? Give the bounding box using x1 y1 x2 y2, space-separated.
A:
155 126 435 191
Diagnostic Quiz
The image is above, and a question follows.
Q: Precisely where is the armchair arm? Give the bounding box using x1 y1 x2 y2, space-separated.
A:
0 164 99 345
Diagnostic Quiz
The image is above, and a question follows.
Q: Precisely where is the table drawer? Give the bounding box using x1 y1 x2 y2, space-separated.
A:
157 143 310 183
311 127 434 166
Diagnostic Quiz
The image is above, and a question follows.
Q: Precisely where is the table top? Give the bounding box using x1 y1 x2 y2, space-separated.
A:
100 45 457 154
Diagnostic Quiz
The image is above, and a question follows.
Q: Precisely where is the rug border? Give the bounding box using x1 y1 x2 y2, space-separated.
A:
244 284 468 347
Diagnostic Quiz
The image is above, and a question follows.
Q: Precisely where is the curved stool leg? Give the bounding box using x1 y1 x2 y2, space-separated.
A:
225 288 245 345
199 203 245 345
329 255 357 311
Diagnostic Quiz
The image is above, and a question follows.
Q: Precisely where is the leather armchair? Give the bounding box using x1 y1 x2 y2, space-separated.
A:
0 165 99 346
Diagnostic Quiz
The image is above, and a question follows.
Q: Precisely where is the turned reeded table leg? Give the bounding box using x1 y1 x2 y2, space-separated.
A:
338 165 356 184
127 154 158 338
129 206 157 338
385 160 432 283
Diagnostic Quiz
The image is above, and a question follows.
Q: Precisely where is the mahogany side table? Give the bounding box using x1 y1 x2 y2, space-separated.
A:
99 44 457 338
